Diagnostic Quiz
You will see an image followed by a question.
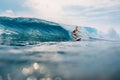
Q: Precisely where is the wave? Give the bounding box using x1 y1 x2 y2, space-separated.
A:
0 17 73 45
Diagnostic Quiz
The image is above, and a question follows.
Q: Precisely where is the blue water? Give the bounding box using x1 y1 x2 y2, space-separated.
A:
0 17 120 80
0 17 72 45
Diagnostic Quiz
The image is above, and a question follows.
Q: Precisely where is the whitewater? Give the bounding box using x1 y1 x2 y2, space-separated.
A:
0 17 120 80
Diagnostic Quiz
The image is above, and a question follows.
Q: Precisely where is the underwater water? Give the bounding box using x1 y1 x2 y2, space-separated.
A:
0 17 120 80
0 41 120 80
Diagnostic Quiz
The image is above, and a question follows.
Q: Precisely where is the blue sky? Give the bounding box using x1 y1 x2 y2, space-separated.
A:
0 0 120 33
0 0 26 12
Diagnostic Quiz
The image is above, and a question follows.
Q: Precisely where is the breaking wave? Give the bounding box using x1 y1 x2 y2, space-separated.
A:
0 17 72 45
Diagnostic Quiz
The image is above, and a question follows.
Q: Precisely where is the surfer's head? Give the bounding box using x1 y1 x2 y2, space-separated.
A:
76 26 78 29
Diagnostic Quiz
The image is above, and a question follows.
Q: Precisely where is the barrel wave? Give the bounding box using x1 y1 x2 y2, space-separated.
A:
0 17 72 45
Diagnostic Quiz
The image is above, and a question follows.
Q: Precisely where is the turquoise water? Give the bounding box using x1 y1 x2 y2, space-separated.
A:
0 17 120 80
0 17 71 43
0 41 120 80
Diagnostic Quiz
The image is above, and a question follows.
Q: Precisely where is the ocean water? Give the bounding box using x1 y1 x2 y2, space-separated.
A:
0 17 120 80
0 41 120 80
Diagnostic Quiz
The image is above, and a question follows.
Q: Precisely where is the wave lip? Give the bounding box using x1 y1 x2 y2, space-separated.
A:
0 17 72 45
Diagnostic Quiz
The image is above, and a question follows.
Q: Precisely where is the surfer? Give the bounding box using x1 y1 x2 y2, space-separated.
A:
72 26 80 41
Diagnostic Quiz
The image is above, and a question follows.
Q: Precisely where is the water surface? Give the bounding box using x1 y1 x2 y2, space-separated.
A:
0 41 120 80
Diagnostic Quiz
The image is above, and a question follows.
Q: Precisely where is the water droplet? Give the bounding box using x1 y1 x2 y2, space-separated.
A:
33 62 40 70
27 76 37 80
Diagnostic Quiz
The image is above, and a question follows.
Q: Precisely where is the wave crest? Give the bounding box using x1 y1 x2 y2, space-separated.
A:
0 17 72 45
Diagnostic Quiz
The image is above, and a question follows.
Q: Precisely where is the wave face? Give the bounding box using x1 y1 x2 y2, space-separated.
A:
0 17 72 45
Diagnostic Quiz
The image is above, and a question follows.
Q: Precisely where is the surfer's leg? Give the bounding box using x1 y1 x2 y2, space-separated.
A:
74 34 78 37
73 33 79 41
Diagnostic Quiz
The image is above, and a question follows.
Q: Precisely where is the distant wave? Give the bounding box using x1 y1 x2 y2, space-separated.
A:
0 17 72 45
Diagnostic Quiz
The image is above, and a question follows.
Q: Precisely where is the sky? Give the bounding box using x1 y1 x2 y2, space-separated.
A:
0 0 120 34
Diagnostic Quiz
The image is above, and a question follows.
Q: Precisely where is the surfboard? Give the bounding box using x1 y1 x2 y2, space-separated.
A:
76 38 81 41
